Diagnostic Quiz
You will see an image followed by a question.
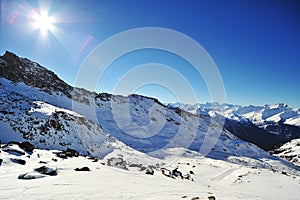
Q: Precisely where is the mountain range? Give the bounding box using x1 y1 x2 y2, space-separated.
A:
169 102 300 151
0 51 300 199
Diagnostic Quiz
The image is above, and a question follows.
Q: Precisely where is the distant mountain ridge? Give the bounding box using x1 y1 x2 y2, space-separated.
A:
169 102 300 150
168 102 300 126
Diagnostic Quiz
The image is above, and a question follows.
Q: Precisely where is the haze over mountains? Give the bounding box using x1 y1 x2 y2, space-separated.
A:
0 51 300 199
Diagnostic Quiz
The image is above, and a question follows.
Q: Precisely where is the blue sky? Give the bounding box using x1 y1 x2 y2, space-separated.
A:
1 0 299 107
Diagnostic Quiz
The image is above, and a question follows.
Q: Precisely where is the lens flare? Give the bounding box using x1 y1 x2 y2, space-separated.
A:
32 9 54 38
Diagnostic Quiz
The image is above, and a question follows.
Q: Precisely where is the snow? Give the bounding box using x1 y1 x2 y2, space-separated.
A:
172 102 300 127
1 144 300 200
1 53 300 199
0 121 25 143
273 139 300 167
0 75 297 168
285 116 300 126
266 112 283 123
0 75 296 163
30 101 81 117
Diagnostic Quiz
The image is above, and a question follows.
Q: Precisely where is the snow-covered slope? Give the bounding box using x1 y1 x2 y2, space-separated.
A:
0 143 300 200
170 102 300 150
0 78 129 159
271 139 300 167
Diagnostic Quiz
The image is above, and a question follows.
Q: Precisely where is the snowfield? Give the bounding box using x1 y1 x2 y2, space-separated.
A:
1 144 300 200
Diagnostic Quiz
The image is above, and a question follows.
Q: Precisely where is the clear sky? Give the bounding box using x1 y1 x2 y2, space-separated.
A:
1 0 299 107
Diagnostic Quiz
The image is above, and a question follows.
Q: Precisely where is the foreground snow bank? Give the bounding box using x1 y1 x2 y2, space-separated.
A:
1 144 300 200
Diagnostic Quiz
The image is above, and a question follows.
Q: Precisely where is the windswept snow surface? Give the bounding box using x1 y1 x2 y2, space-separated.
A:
0 145 300 200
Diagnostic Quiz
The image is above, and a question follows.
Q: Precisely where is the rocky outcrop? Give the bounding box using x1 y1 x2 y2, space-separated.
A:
145 167 154 175
34 166 58 176
18 141 35 152
18 172 45 180
10 158 26 165
74 167 90 171
0 51 72 98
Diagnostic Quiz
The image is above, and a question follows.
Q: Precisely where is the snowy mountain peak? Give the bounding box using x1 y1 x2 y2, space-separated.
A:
169 102 300 152
267 103 289 109
0 51 72 98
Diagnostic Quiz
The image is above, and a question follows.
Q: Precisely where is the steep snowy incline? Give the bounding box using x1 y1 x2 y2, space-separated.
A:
271 138 300 167
0 78 127 159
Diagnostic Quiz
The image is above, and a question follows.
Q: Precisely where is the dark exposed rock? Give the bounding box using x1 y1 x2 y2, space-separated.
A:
65 148 79 157
54 148 79 159
87 157 99 162
0 51 73 98
96 92 112 101
2 142 33 156
18 141 35 152
3 148 25 156
208 196 216 200
128 163 146 171
0 158 3 166
107 157 128 170
74 167 90 171
172 167 183 179
18 173 45 180
7 141 19 145
281 171 288 176
55 152 68 159
145 167 154 175
34 166 58 176
10 158 26 165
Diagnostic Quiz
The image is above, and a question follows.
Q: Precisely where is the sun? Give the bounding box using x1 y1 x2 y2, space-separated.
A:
32 10 54 38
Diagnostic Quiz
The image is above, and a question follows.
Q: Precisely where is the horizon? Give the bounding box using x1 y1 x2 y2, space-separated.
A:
1 49 299 110
1 0 299 108
0 50 300 109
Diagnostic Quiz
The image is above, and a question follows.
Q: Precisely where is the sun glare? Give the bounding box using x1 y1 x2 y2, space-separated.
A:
32 10 54 38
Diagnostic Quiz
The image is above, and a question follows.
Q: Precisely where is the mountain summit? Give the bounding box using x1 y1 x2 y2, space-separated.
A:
0 51 72 98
